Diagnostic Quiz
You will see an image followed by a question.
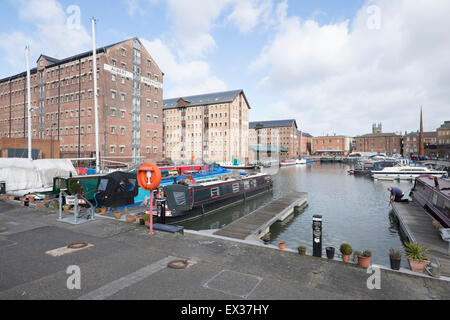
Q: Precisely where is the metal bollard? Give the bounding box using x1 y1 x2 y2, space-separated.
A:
312 215 323 258
156 198 167 224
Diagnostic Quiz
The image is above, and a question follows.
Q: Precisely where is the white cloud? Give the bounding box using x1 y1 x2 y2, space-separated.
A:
0 0 91 73
141 38 227 98
227 0 274 34
250 0 450 136
165 0 233 58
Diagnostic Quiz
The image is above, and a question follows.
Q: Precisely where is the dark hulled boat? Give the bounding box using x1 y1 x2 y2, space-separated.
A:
410 175 450 228
163 173 273 224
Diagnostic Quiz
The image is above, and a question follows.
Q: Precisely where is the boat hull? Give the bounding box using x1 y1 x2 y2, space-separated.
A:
372 172 445 181
411 176 450 228
163 174 273 224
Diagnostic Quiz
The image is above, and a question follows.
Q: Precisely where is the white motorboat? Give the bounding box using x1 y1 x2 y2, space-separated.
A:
296 159 307 165
371 166 447 181
280 159 297 167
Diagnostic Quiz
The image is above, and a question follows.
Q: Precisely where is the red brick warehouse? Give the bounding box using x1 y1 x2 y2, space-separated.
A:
0 38 164 164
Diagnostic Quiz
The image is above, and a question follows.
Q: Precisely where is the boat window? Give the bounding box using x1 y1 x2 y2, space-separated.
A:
243 181 250 189
432 194 438 206
232 183 239 192
211 187 220 198
174 192 186 206
98 179 108 191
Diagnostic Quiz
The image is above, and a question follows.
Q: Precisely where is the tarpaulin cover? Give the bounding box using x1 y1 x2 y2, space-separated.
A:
0 158 77 196
94 171 139 208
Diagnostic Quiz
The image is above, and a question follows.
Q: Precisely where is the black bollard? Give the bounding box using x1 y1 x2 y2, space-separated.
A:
312 215 323 258
157 198 167 224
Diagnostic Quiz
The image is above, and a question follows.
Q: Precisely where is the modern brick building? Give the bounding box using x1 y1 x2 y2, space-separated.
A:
249 120 298 160
0 137 60 159
0 37 163 164
312 135 352 156
163 90 250 163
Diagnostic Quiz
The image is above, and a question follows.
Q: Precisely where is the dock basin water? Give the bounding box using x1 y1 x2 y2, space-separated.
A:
179 163 415 267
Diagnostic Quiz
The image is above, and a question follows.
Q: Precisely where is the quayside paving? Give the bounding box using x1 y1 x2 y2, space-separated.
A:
0 199 449 300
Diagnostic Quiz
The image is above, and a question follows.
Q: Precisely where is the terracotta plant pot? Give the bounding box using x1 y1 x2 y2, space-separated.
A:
408 258 430 273
357 256 372 268
114 213 122 220
342 254 350 263
278 241 286 250
144 220 150 227
125 214 136 223
101 208 107 214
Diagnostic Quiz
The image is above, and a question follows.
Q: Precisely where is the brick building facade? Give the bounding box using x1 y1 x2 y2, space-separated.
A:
0 137 60 159
249 120 298 160
355 132 402 155
312 135 352 156
0 38 163 163
297 130 312 157
163 90 250 163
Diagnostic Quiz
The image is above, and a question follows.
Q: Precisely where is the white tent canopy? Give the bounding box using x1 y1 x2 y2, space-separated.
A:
0 158 76 196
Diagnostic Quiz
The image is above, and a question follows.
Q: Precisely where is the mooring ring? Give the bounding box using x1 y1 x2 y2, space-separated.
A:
167 260 189 269
67 242 89 249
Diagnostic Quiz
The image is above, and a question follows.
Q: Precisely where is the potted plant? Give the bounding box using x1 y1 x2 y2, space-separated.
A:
297 245 307 255
326 247 335 259
114 211 122 220
404 242 430 273
278 241 286 250
142 214 150 226
389 248 402 270
63 204 71 212
340 243 352 263
353 250 372 268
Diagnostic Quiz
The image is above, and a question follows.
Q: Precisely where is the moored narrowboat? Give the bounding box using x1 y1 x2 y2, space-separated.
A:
410 175 450 228
163 173 273 224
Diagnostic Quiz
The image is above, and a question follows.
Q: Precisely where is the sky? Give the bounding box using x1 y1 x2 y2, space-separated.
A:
0 0 449 137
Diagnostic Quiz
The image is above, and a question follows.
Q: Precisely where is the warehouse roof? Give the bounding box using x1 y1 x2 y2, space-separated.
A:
249 119 297 129
163 89 250 109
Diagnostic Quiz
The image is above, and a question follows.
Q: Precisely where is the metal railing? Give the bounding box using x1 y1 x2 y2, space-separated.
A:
58 189 95 224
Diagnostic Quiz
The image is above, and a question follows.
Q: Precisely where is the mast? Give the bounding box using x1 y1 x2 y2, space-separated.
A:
91 18 100 173
26 46 32 160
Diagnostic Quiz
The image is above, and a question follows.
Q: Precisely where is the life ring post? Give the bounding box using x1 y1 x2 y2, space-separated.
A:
137 163 162 235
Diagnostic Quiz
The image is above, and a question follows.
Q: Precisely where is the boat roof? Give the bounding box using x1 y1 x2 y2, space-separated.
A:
194 173 268 187
417 176 450 197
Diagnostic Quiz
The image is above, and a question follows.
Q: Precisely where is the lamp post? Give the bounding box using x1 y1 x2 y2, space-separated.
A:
50 122 57 159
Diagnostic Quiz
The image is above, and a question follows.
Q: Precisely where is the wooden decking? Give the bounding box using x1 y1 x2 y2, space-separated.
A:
391 201 450 277
214 192 307 240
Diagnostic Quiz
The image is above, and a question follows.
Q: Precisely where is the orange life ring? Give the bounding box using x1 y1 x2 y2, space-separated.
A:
137 163 162 191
